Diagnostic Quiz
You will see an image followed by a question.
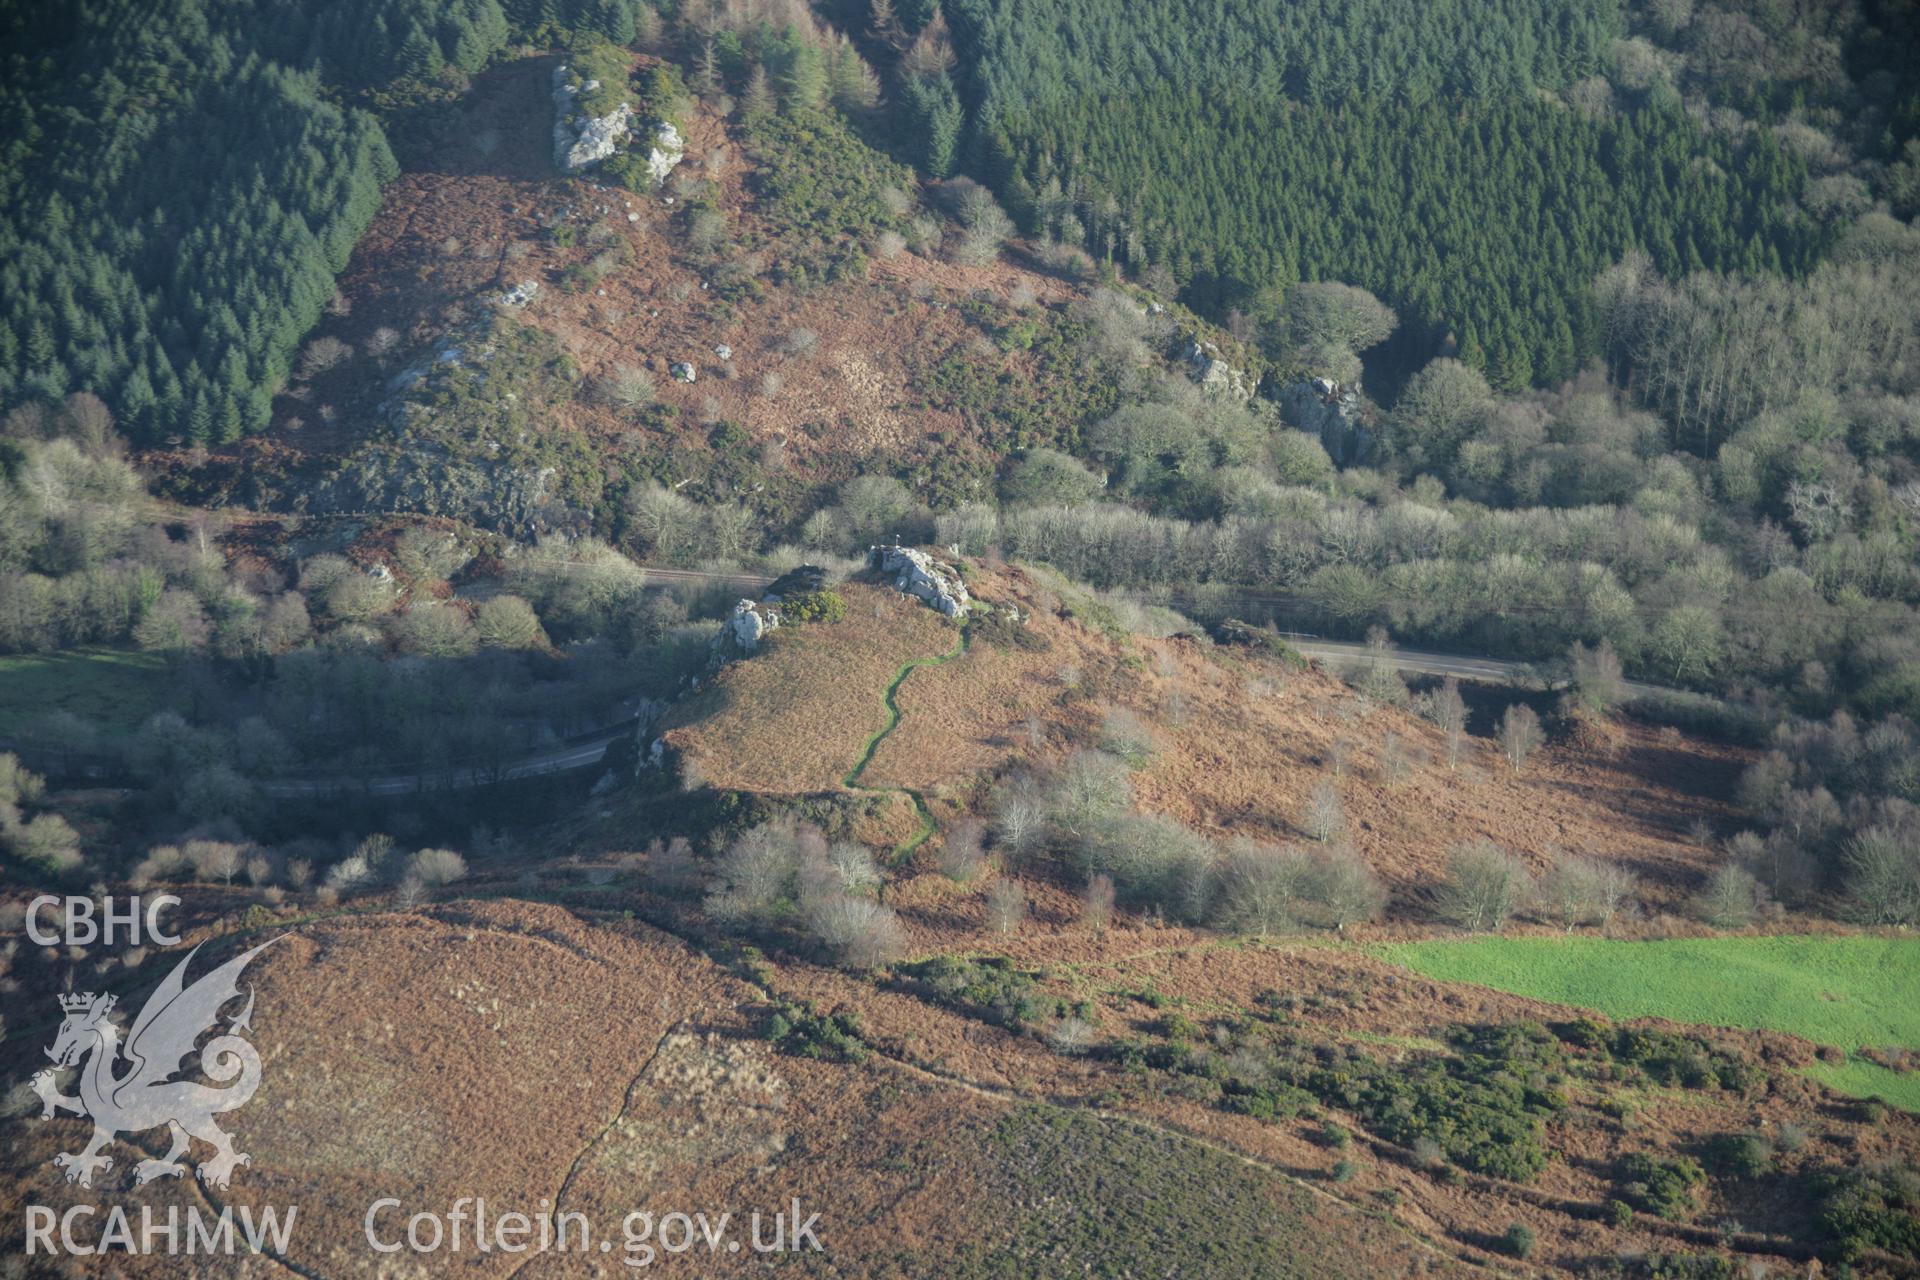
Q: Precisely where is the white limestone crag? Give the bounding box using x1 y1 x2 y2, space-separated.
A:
721 598 777 652
552 64 635 173
869 546 969 618
646 121 685 185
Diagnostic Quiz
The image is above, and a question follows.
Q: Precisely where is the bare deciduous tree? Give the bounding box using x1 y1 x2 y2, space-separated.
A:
1047 1017 1096 1056
1568 639 1626 714
1211 839 1310 936
1537 850 1635 930
985 879 1027 935
1420 678 1469 770
600 364 655 410
994 772 1047 856
407 848 467 887
1308 845 1385 931
1439 841 1531 932
1696 864 1763 928
299 336 352 378
1844 826 1920 926
938 818 986 883
1099 707 1155 764
1302 781 1345 843
1081 873 1116 934
1498 703 1543 771
804 894 904 969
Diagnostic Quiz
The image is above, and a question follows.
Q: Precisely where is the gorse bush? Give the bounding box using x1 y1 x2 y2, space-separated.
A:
1816 1162 1920 1263
766 1000 868 1063
1131 1015 1569 1182
893 954 1053 1030
776 589 847 624
1615 1152 1706 1220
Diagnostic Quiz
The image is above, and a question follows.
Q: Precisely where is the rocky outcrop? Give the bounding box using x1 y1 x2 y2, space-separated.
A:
719 598 778 654
1277 376 1373 465
869 546 970 618
552 64 635 173
552 65 684 183
1182 338 1258 400
706 567 829 666
496 280 539 308
308 319 589 537
761 564 828 603
308 445 572 539
646 121 685 185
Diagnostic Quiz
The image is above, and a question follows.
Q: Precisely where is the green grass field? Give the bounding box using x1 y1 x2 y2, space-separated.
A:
1378 935 1920 1111
0 648 174 736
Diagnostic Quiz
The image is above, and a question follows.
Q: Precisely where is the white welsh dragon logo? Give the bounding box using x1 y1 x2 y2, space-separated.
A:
31 939 277 1190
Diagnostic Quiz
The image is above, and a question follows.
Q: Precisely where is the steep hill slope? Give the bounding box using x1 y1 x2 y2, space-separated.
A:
156 51 1135 540
662 558 1746 912
0 899 1485 1278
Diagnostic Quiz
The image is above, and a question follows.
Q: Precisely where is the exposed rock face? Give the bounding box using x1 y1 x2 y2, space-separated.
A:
307 321 588 538
1277 376 1373 465
646 121 685 185
720 598 778 653
497 280 539 308
706 568 832 667
869 546 970 618
1182 338 1258 400
761 564 827 603
309 447 568 538
552 65 635 173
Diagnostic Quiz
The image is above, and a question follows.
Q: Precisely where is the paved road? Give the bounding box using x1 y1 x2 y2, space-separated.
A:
258 730 635 798
1284 638 1666 700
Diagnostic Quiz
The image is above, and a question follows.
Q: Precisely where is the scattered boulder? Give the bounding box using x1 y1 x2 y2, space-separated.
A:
713 343 732 361
670 361 697 383
1277 376 1372 464
869 546 970 618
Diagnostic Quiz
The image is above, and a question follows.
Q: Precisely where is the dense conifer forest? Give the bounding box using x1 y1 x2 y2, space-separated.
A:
991 92 1817 389
921 0 1919 388
0 0 651 444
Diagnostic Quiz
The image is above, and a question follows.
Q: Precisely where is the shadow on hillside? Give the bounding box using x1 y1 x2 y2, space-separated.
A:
388 55 561 181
